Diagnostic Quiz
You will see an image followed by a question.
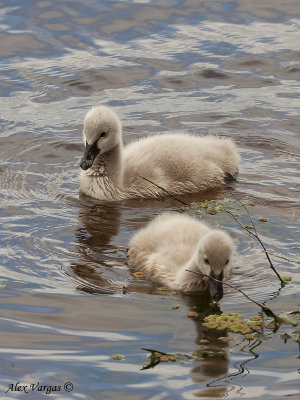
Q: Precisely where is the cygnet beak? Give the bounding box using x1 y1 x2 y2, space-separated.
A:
208 270 224 301
80 140 100 170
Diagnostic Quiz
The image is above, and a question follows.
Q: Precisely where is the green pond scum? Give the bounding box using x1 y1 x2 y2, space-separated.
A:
168 196 299 366
111 354 124 360
141 304 300 370
180 197 240 216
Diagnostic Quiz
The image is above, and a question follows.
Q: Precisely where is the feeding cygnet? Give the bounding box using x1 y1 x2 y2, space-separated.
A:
79 106 240 200
128 213 234 301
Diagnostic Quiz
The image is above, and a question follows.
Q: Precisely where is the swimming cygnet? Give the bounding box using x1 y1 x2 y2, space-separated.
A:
127 213 234 301
79 106 240 200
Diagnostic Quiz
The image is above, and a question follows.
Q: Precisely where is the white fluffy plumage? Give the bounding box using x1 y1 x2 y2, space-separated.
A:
128 213 234 299
79 106 240 200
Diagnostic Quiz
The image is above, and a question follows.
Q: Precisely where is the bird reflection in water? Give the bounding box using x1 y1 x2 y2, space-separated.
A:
70 196 126 293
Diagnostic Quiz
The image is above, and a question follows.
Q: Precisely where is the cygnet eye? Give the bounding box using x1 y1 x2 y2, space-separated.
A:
204 258 209 265
100 131 107 138
225 259 229 265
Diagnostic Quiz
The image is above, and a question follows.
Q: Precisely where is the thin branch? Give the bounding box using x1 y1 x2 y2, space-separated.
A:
186 270 262 308
276 149 300 157
268 143 300 158
186 270 282 324
141 348 168 356
136 178 285 283
223 208 283 284
263 251 300 265
227 189 259 237
226 190 284 280
138 175 189 206
142 347 192 359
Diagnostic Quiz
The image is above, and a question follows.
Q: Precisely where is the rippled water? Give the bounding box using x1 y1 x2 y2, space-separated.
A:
0 0 300 399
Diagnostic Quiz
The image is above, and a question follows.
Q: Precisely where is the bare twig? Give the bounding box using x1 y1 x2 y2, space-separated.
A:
186 270 282 323
142 347 192 359
226 190 280 275
227 189 259 237
142 348 168 355
268 143 300 158
138 175 189 206
223 203 283 284
262 251 300 265
136 178 285 283
186 270 262 307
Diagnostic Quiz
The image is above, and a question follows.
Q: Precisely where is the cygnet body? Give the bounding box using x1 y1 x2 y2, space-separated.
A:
128 213 234 300
79 106 240 200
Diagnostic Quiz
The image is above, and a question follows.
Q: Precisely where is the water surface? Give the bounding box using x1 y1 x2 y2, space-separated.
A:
0 0 300 399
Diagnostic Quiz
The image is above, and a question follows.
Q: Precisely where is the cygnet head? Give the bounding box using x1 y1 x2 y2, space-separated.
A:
195 230 234 301
80 106 122 170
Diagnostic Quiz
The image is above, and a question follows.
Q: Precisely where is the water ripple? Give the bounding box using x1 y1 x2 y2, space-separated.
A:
0 0 300 397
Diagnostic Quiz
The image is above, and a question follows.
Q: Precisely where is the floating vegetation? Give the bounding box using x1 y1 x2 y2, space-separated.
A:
202 311 300 339
139 191 298 370
172 305 180 309
159 355 176 362
111 354 124 360
202 312 276 336
278 310 300 327
181 197 240 217
245 225 255 229
244 334 255 340
265 321 276 330
280 333 292 343
218 336 233 342
193 348 227 361
203 312 252 335
258 217 268 222
141 348 192 370
199 339 209 345
187 311 199 318
158 286 172 292
141 310 300 369
281 276 292 282
142 346 228 369
206 207 217 215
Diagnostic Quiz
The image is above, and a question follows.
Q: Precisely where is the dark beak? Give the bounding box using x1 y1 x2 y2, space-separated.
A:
80 141 100 170
208 270 224 301
224 171 236 183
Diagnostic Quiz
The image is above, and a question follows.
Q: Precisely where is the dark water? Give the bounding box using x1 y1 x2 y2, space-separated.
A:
0 0 300 399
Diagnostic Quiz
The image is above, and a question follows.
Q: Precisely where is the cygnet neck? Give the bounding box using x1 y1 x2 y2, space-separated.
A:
182 249 202 274
175 247 206 291
94 142 124 189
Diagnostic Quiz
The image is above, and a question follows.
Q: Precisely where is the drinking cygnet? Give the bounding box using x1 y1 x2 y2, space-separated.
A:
127 213 234 301
79 106 240 201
